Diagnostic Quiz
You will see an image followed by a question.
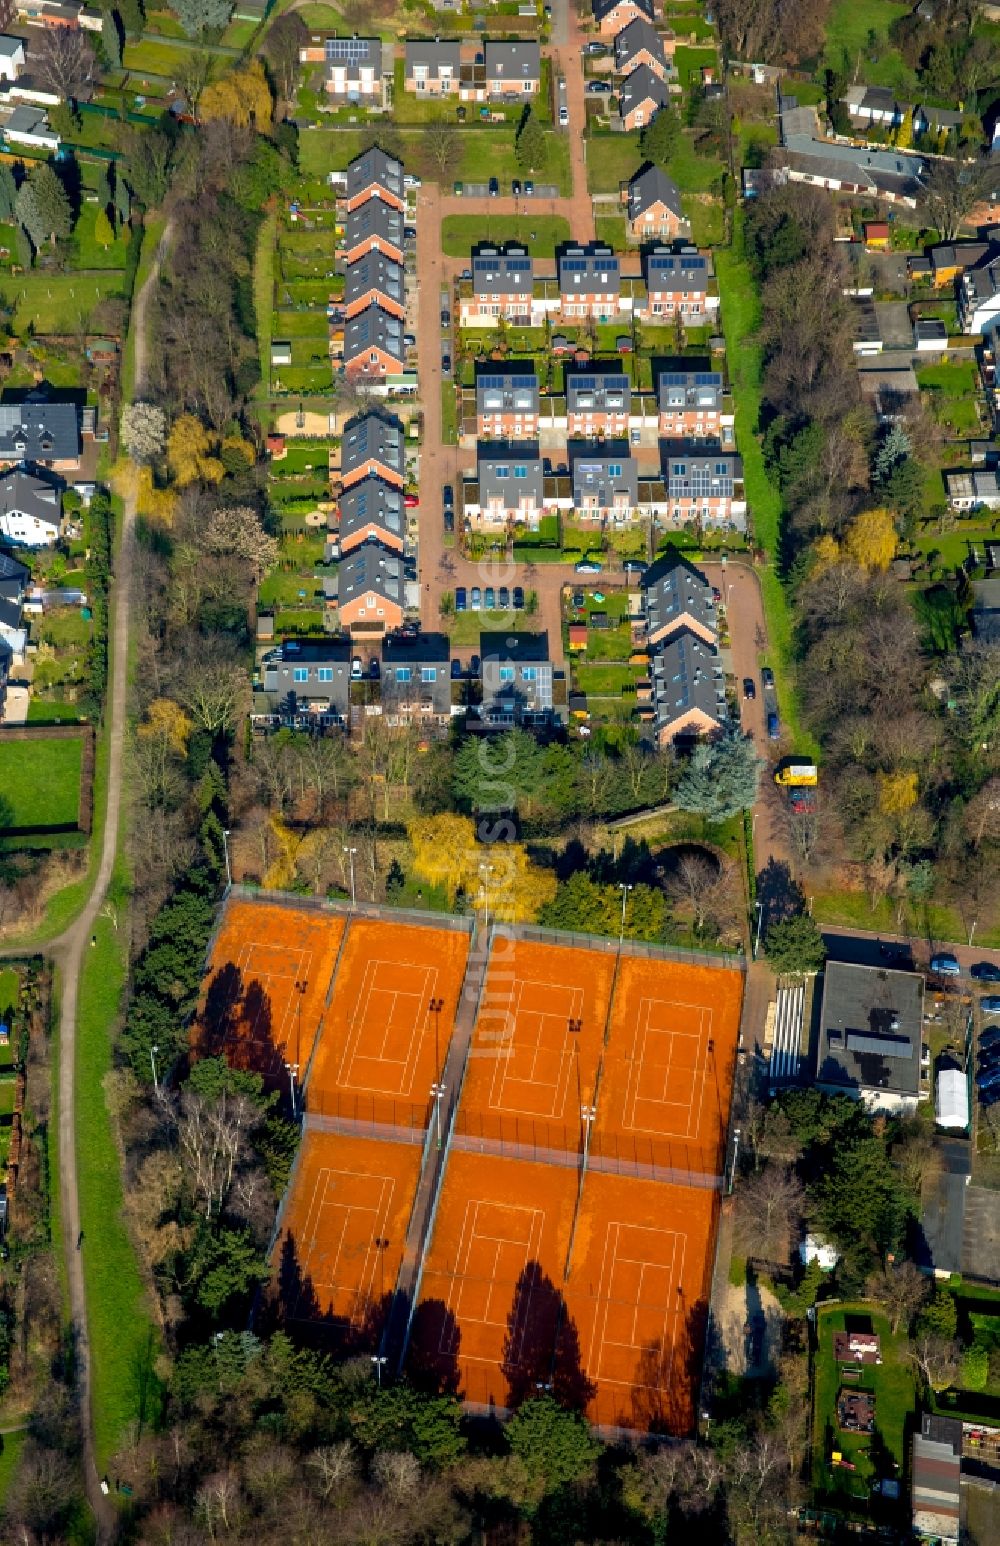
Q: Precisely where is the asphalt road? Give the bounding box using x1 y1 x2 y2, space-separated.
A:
822 926 1000 978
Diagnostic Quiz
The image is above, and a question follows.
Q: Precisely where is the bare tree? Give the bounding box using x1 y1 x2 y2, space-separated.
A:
33 26 96 99
424 122 462 178
667 853 740 936
909 1334 962 1393
733 1162 805 1262
308 1441 358 1502
865 1259 929 1335
179 656 247 734
178 1089 258 1218
921 155 1000 242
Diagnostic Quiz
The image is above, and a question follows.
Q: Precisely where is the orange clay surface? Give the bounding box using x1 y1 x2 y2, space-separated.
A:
456 939 615 1150
192 900 345 1079
307 919 469 1125
594 956 744 1176
274 1130 422 1340
566 1171 718 1433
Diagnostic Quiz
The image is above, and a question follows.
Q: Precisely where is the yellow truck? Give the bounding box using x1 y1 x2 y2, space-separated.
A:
774 760 818 788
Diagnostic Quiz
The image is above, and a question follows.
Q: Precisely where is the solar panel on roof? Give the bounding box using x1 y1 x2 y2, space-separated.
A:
326 37 375 59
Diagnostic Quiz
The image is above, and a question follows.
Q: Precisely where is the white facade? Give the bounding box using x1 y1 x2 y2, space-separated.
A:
0 36 25 81
0 505 59 545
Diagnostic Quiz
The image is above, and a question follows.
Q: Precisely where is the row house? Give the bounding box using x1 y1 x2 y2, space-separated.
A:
472 443 545 525
462 244 533 323
592 0 654 39
483 40 540 97
664 449 746 527
476 370 540 439
626 165 686 243
643 244 718 321
343 304 406 379
337 475 406 554
620 64 668 131
404 37 460 94
641 629 726 745
557 243 620 318
572 445 638 523
337 539 405 633
341 411 406 490
0 393 81 472
341 198 405 264
312 36 385 102
343 251 405 319
344 146 404 212
254 639 352 732
944 468 1000 511
657 363 728 438
382 633 452 727
614 16 673 79
959 254 1000 334
641 551 717 648
566 367 630 437
480 631 554 726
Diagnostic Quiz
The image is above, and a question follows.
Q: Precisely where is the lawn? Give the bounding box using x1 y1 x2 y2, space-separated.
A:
586 132 640 195
441 214 571 258
914 584 966 652
27 698 85 724
77 894 161 1470
916 360 982 434
0 736 82 829
595 216 627 250
11 272 125 335
672 45 718 90
812 1302 915 1514
73 204 130 270
123 37 201 78
446 607 537 645
574 662 643 694
0 966 18 1020
668 132 724 195
0 1430 26 1508
823 0 912 63
255 207 277 400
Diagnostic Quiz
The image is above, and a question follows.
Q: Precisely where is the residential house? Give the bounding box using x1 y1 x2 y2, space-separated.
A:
342 199 405 265
924 239 992 287
912 102 963 140
4 104 58 150
814 960 924 1116
626 165 686 242
778 97 925 207
0 395 80 471
0 550 26 658
404 37 460 94
337 539 406 632
944 468 1000 510
337 476 405 554
664 449 746 527
343 146 405 213
592 0 654 39
844 83 904 129
643 630 726 745
657 361 726 438
571 445 638 522
468 443 544 526
641 550 717 648
476 368 540 439
320 37 384 101
343 252 405 320
642 244 717 321
566 365 630 437
461 244 534 324
614 17 672 79
381 632 452 728
343 304 406 379
857 362 919 421
480 630 554 726
557 243 620 319
0 467 61 545
620 64 667 131
0 36 25 79
971 575 1000 642
911 1415 960 1546
0 636 11 717
253 638 353 732
483 39 540 97
340 412 406 490
958 252 1000 333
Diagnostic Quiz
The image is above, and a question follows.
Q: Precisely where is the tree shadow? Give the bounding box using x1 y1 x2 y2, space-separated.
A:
756 857 805 935
407 1298 463 1396
623 1296 709 1436
502 1262 596 1412
197 964 283 1088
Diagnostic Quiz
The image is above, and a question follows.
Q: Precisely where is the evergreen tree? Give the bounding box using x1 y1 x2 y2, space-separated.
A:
13 223 32 271
639 104 682 166
26 163 72 246
94 207 115 249
515 108 545 171
872 423 912 484
14 182 46 254
114 172 131 228
117 0 144 39
173 0 232 36
0 164 15 224
763 913 827 976
102 7 122 68
674 726 761 822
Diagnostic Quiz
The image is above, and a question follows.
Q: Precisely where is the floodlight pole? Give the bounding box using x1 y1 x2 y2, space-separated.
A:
344 846 357 907
479 862 495 938
371 1354 387 1388
222 828 232 890
285 1060 300 1120
150 1042 159 1091
431 1081 446 1150
753 900 764 960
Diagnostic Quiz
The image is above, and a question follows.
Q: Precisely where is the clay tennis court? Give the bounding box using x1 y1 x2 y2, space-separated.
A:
192 900 345 1079
456 940 615 1151
566 1171 718 1433
273 1129 421 1344
594 956 743 1178
307 919 469 1126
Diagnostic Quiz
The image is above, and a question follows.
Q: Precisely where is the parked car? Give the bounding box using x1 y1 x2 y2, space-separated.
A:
766 712 780 741
404 226 416 240
441 309 450 327
442 352 452 374
470 586 482 609
583 39 605 53
980 1023 1000 1049
443 509 454 533
484 586 495 609
404 332 416 348
559 105 569 125
351 656 363 679
369 658 380 679
404 492 419 508
761 666 775 689
513 586 524 609
572 590 585 607
586 80 612 93
982 997 1000 1016
788 789 815 813
980 1085 1000 1107
489 176 499 196
622 559 647 576
930 953 961 976
404 173 421 189
498 586 510 608
524 179 534 195
455 586 467 611
512 179 521 195
742 677 756 700
443 484 454 510
972 962 1000 982
470 653 480 677
575 559 602 574
976 1066 1000 1089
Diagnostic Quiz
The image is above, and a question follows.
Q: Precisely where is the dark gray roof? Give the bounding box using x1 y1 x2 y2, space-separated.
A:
855 85 898 114
338 539 405 608
346 146 404 202
816 961 923 1098
664 451 742 497
476 370 540 415
338 475 405 544
642 550 715 638
557 243 620 296
614 16 666 69
341 412 405 481
343 304 406 366
0 468 60 524
916 102 963 130
344 198 405 254
649 630 725 732
571 445 638 507
344 252 404 309
0 551 28 590
324 35 381 74
620 63 667 116
472 245 533 297
566 365 630 414
628 164 683 222
0 397 79 464
382 631 450 666
644 244 708 290
657 359 722 412
480 629 550 662
483 39 540 79
404 37 460 80
477 442 543 505
0 35 24 57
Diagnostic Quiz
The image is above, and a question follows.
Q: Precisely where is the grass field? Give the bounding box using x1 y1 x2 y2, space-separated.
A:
123 37 207 78
812 1302 915 1513
10 271 125 335
77 887 161 1470
299 123 570 191
586 133 640 195
441 213 571 257
254 207 277 401
0 966 18 1020
823 0 911 61
0 1430 26 1508
73 204 130 270
446 607 537 644
0 736 81 829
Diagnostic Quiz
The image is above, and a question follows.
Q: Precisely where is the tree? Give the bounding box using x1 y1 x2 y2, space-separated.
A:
49 98 81 138
14 181 45 254
674 726 761 822
261 11 308 101
872 424 911 484
114 169 131 229
515 109 545 171
121 400 167 464
639 104 682 166
406 813 556 921
877 770 918 816
204 506 278 582
0 163 14 225
917 1286 958 1340
962 1344 989 1392
504 1396 601 1509
199 59 272 130
425 121 461 177
666 852 738 936
182 1220 265 1316
763 913 826 976
733 1162 804 1261
94 206 115 250
538 872 667 941
909 1333 961 1393
34 25 96 99
173 0 232 35
117 0 144 37
864 1259 929 1334
102 8 123 69
843 507 897 571
167 415 224 486
922 154 1000 242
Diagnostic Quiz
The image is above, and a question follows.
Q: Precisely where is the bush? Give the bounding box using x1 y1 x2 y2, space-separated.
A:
962 1343 989 1392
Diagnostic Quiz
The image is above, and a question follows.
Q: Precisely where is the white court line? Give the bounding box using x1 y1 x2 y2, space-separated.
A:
295 1166 395 1322
335 957 437 1097
489 979 585 1120
442 1197 544 1357
232 941 312 1056
590 1221 686 1391
623 999 712 1141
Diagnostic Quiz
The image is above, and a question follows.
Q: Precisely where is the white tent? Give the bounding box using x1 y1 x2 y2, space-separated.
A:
935 1068 969 1131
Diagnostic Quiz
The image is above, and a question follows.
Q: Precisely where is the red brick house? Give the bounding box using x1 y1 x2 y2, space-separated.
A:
476 369 540 439
657 361 726 438
340 412 406 490
341 199 405 265
337 475 405 555
337 540 405 633
626 165 686 242
620 64 668 131
343 146 405 213
642 244 717 322
592 0 655 39
343 252 405 320
557 243 621 320
614 17 674 78
343 304 406 380
565 366 630 437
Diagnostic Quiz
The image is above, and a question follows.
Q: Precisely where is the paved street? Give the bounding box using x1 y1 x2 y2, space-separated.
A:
822 926 1000 977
